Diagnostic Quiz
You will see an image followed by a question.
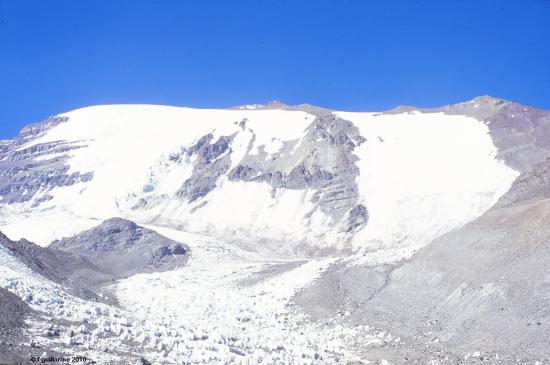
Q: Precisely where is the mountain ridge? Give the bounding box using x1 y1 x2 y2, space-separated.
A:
9 94 540 140
1 98 537 259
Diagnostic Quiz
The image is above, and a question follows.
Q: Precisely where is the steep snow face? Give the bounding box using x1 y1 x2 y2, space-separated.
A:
0 105 518 262
0 105 317 244
337 111 518 263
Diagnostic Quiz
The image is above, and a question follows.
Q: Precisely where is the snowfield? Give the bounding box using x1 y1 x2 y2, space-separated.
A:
337 111 518 263
1 105 517 262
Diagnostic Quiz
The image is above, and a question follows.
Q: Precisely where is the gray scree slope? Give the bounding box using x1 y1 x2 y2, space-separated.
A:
295 100 550 364
0 218 188 300
354 158 550 363
0 287 36 364
0 231 109 300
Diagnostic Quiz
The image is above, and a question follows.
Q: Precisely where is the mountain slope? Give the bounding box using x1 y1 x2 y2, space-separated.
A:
1 218 188 300
0 287 36 364
0 98 525 264
50 217 188 277
1 97 550 364
295 142 550 364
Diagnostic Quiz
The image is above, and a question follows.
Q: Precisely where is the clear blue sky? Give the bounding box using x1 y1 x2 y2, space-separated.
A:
1 0 549 139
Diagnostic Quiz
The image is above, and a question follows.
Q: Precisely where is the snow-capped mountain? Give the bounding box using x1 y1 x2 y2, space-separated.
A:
1 96 550 364
0 98 524 259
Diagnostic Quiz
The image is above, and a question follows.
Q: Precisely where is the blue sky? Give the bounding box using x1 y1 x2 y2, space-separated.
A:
1 0 549 139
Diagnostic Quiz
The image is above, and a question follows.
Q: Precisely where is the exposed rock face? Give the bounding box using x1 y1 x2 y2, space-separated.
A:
0 231 108 299
19 116 69 137
1 218 188 300
0 115 93 206
137 112 370 233
494 156 550 208
50 218 189 278
450 97 550 173
175 133 235 202
346 204 369 233
228 114 367 226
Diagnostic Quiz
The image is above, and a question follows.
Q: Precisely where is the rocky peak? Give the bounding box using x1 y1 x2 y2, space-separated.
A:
264 100 290 109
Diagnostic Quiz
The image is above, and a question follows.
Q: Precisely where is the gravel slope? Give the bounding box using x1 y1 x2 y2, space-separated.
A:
295 157 550 364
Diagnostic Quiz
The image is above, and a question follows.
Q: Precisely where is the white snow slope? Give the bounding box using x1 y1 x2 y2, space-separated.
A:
336 110 517 263
0 104 517 262
0 103 519 364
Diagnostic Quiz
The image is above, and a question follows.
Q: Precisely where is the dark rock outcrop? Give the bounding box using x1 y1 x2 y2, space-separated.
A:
0 116 93 206
0 218 188 300
346 204 369 233
0 231 108 299
50 218 189 279
495 156 550 208
228 114 367 227
175 133 235 202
